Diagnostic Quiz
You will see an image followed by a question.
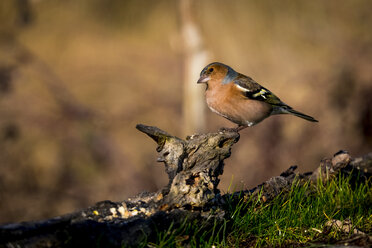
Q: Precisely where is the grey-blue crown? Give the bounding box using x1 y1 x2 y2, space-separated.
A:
201 62 238 84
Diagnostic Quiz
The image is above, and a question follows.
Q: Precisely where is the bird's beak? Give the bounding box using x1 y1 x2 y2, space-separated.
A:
197 75 210 84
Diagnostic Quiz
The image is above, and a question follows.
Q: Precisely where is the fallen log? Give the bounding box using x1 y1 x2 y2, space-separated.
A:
0 124 371 247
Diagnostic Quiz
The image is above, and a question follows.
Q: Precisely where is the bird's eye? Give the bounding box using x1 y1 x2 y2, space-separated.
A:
208 68 214 73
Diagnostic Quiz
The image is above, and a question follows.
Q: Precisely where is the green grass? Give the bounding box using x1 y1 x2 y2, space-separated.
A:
144 174 371 247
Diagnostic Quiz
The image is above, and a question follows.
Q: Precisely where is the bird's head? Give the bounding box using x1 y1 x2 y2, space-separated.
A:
197 62 238 85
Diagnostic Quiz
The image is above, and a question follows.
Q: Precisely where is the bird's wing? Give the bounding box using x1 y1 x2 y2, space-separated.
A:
233 74 289 107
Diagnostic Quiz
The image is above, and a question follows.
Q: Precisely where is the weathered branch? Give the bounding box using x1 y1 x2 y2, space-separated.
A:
0 124 371 247
136 124 240 207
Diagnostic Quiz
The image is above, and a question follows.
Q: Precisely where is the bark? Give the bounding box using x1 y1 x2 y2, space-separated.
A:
0 124 371 247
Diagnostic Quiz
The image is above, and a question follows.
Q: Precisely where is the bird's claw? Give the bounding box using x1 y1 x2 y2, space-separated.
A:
219 127 240 132
219 126 248 133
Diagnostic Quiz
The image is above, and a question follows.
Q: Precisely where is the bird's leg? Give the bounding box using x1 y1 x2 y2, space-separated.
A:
219 127 237 132
235 125 248 132
219 125 247 132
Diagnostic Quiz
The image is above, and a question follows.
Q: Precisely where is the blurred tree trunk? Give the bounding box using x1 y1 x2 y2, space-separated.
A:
179 0 208 135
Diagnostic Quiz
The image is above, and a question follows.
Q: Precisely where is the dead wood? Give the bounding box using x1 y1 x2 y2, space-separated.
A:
0 124 371 247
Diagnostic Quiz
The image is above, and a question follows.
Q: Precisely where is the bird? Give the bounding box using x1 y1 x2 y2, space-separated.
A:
197 62 318 131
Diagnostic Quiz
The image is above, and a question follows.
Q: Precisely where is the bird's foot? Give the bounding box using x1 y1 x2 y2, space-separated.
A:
236 125 248 132
219 127 237 132
219 126 247 132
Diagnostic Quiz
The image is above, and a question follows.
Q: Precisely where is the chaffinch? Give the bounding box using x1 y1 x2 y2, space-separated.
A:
197 62 318 131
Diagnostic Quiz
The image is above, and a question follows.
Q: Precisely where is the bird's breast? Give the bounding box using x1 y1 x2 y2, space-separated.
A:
205 82 273 126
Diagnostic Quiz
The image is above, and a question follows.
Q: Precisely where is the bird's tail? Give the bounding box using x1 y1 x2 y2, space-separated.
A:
285 108 318 122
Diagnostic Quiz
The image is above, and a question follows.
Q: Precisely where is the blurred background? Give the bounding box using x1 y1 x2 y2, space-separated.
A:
0 0 371 224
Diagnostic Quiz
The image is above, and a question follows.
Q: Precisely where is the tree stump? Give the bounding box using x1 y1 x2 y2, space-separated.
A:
135 124 240 207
